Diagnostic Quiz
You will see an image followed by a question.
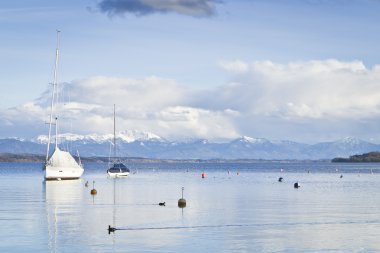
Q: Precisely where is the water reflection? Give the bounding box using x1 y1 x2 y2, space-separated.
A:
3 163 380 252
44 180 83 253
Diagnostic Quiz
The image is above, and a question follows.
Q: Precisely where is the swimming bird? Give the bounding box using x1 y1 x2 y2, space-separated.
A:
294 182 300 189
278 177 283 182
159 202 166 206
108 225 116 234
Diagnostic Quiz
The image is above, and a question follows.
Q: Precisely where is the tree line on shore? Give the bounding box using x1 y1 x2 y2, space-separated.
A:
332 152 380 162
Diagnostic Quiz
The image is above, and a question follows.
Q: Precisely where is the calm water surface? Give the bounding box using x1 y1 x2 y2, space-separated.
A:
1 162 380 252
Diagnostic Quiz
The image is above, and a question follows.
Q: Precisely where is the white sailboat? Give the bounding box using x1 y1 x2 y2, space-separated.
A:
107 105 130 178
44 31 84 180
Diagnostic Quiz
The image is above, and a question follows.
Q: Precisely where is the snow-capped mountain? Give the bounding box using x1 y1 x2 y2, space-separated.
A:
307 137 378 159
33 130 164 144
2 135 380 160
234 136 269 144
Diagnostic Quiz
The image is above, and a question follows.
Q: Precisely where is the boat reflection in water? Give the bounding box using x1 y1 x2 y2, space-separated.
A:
44 180 83 253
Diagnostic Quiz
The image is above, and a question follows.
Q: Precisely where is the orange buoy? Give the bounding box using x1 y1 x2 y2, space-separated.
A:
90 180 97 195
201 172 206 178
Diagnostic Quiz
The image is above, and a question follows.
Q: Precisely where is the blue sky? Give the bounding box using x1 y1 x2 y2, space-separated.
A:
1 0 380 143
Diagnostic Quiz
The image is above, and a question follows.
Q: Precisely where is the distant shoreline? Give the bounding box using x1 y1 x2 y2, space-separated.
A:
0 153 330 164
332 152 380 163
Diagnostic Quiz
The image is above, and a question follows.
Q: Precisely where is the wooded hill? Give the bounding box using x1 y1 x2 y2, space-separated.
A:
332 152 380 162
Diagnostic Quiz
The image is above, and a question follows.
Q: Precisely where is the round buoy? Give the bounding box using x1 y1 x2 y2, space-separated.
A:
178 198 186 208
201 172 206 178
91 180 97 195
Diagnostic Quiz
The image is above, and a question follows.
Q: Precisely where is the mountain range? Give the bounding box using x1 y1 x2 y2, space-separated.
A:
1 131 379 160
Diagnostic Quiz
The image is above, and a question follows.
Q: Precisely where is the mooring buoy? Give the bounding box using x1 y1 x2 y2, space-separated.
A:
91 180 97 195
178 187 186 208
201 172 206 178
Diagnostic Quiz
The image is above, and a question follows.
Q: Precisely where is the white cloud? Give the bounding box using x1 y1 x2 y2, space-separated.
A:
68 76 185 110
2 59 380 143
212 60 380 120
0 75 239 141
155 106 239 140
213 59 380 142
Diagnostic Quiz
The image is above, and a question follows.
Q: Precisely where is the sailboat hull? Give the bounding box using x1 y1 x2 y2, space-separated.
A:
45 148 84 180
107 171 129 178
45 165 84 180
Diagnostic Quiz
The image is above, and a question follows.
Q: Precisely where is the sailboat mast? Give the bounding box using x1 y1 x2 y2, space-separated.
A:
46 30 60 161
54 31 60 149
113 104 116 159
55 117 58 149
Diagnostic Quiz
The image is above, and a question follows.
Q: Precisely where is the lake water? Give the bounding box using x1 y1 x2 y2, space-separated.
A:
1 161 380 252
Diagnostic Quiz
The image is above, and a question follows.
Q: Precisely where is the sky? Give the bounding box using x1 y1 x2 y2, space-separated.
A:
1 0 380 143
